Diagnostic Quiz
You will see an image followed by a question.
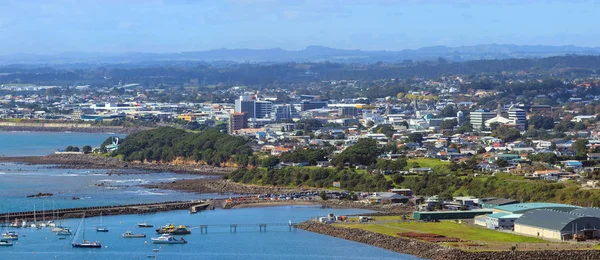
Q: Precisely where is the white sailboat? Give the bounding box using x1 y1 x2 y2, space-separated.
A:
72 214 101 248
2 211 18 241
30 204 37 228
96 213 108 232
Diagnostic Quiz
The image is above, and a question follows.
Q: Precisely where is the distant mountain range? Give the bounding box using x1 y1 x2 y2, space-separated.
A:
2 44 600 65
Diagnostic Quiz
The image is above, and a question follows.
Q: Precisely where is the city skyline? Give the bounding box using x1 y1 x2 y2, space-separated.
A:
1 0 599 55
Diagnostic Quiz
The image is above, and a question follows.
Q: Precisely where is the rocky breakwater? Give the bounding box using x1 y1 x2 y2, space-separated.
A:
296 222 600 260
1 201 200 221
146 179 321 195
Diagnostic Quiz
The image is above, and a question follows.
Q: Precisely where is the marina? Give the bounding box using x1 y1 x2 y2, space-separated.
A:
0 206 418 260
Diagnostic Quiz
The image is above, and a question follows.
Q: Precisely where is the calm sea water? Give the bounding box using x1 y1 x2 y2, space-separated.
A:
1 207 420 260
0 132 420 259
0 131 125 156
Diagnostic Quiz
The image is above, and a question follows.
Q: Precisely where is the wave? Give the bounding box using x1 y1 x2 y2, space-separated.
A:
125 190 167 196
97 179 150 185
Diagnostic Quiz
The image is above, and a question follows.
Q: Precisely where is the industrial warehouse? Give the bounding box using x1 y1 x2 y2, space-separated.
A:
471 203 600 241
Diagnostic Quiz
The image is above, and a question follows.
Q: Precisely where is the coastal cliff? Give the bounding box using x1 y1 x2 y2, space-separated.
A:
296 222 600 260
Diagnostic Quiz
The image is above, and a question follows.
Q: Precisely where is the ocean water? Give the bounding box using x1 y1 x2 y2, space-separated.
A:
0 131 125 156
0 207 421 260
0 131 420 259
0 163 217 213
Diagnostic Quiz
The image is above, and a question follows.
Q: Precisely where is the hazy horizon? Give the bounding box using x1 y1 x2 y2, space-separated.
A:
1 0 599 55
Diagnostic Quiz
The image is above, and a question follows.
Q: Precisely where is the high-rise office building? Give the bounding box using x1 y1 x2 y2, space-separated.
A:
255 101 273 119
234 95 272 119
508 107 527 127
228 112 248 134
271 104 299 120
300 101 328 111
235 95 255 119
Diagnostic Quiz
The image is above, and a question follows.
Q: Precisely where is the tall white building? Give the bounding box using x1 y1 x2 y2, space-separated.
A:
470 109 496 130
508 107 527 127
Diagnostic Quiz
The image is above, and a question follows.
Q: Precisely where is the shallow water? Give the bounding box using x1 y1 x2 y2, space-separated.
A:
0 163 215 213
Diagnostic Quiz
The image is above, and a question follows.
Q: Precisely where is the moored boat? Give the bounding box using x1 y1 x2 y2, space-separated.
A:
72 214 101 249
96 213 108 232
155 224 190 235
0 240 13 246
151 234 186 244
137 222 153 228
1 231 18 241
57 229 72 236
122 231 146 238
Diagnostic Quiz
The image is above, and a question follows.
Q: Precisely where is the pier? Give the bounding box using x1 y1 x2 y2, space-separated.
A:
0 200 210 221
191 222 298 233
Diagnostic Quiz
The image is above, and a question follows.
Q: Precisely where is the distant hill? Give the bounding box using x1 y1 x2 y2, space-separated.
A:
2 44 600 65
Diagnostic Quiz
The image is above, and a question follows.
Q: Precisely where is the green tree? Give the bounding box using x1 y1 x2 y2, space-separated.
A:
333 138 380 167
82 145 92 154
440 119 458 130
373 124 395 138
407 133 423 144
260 156 280 169
492 125 521 142
440 105 457 117
495 158 509 168
319 191 327 200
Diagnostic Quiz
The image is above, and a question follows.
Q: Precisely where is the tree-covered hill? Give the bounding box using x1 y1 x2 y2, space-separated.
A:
113 127 252 166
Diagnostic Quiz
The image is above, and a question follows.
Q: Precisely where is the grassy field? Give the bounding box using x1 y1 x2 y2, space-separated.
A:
335 220 594 251
407 158 450 168
337 221 543 243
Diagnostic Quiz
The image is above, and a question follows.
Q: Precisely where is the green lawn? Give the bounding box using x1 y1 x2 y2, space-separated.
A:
407 158 450 168
336 221 545 243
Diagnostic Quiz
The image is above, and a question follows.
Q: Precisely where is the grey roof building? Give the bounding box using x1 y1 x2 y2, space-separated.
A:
514 209 600 240
570 208 600 217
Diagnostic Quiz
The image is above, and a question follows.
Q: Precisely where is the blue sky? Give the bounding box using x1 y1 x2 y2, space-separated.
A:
0 0 598 54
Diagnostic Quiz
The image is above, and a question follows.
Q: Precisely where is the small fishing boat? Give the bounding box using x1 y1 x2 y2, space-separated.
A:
151 234 187 244
1 231 18 241
137 222 153 228
0 240 13 246
122 231 146 238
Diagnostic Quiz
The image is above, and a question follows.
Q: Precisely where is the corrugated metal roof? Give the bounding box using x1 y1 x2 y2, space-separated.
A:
515 209 597 231
486 213 509 219
570 208 600 217
483 198 519 206
494 203 580 214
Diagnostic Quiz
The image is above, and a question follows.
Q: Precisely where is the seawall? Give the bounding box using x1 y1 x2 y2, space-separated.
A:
0 200 206 221
296 222 600 260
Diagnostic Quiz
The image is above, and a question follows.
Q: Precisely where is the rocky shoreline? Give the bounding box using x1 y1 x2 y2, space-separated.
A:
297 222 600 260
0 154 234 175
145 178 323 195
